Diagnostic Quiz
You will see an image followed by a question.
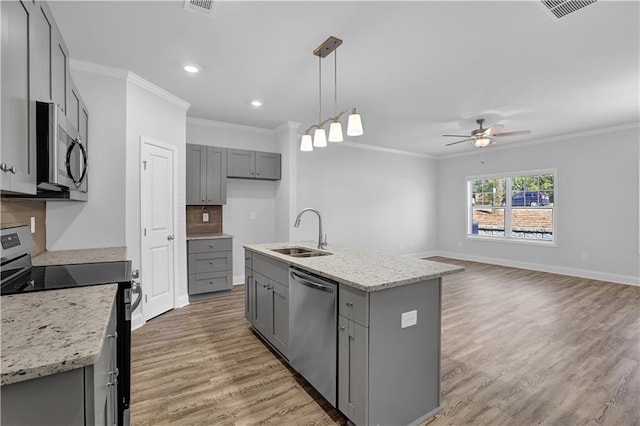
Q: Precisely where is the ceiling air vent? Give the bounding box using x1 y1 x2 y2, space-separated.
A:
539 0 597 20
184 0 217 17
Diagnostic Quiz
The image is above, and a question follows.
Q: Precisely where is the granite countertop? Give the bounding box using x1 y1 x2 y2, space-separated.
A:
187 233 233 240
1 284 118 386
244 242 464 292
32 247 128 266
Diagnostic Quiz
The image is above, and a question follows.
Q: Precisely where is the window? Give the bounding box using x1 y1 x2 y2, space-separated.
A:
467 171 555 243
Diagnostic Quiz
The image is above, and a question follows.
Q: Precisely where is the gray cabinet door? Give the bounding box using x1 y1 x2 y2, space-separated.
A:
255 151 281 180
270 280 289 358
32 2 52 103
0 0 36 194
245 266 253 323
253 272 271 337
205 146 227 204
67 78 81 131
227 148 255 178
50 25 68 115
338 315 369 426
186 144 206 204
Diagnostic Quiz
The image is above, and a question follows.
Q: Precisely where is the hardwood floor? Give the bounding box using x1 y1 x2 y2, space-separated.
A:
130 259 639 425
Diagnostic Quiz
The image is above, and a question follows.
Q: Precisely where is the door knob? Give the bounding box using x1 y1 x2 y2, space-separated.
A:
0 163 7 172
167 235 175 240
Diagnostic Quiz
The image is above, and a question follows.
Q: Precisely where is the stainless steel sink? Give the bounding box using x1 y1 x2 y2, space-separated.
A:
271 247 332 258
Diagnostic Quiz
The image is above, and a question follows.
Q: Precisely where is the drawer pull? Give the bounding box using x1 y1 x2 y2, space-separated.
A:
346 301 354 307
210 261 214 265
107 332 117 340
209 244 214 248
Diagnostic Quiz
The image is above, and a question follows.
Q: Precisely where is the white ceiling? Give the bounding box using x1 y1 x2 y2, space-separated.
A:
49 1 639 156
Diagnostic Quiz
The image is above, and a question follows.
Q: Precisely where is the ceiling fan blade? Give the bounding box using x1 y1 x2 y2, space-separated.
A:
493 130 531 137
483 124 504 135
445 138 474 146
442 134 471 138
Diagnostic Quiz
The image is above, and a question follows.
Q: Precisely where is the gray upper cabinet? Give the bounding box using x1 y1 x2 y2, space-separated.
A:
227 149 281 180
50 22 68 115
0 0 36 195
68 78 81 131
186 144 227 205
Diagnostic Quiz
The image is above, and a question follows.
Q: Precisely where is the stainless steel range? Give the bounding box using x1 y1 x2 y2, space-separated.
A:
0 225 140 425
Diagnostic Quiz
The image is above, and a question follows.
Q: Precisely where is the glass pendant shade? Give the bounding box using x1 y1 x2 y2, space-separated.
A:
474 137 491 148
300 134 313 151
313 128 327 147
347 112 363 136
328 121 343 142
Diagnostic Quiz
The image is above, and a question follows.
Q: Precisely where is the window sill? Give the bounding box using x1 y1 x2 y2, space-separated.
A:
466 234 557 248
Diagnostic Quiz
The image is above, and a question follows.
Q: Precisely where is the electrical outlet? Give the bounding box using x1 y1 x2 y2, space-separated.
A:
30 217 36 233
202 212 209 222
401 310 417 329
250 212 256 221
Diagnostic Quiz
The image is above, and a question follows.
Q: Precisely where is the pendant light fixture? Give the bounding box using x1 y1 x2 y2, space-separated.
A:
300 36 364 152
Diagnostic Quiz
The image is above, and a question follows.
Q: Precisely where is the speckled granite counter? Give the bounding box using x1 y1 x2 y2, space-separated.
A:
244 241 464 292
32 247 127 266
186 233 233 240
1 284 118 386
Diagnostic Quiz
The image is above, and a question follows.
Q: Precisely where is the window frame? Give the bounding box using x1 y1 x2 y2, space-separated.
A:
466 168 557 246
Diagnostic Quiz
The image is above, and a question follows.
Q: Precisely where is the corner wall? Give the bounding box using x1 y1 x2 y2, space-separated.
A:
436 125 640 285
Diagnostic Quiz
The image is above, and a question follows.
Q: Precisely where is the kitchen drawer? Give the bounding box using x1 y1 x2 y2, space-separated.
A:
188 238 232 254
245 250 252 270
189 271 232 295
188 252 232 274
339 284 369 327
252 253 288 286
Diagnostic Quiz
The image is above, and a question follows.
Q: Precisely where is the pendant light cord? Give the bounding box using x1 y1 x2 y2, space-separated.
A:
334 49 338 116
318 55 322 124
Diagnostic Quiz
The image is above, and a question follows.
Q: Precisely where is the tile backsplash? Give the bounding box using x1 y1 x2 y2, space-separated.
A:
186 205 222 234
0 200 46 256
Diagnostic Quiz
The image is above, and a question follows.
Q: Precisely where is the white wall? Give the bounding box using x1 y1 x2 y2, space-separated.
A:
46 67 127 250
186 118 279 282
293 143 438 256
125 76 189 322
436 125 640 285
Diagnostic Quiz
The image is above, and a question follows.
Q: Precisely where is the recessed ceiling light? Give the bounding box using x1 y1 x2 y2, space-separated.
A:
183 65 200 74
250 99 264 107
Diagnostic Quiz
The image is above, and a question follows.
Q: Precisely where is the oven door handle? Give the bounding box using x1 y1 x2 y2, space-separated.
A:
131 281 143 312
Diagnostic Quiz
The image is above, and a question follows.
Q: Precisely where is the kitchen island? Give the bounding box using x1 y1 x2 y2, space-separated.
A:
244 241 464 426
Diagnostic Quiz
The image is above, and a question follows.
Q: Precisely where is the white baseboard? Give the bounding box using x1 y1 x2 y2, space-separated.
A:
434 251 640 287
176 294 190 308
233 275 245 285
131 312 145 331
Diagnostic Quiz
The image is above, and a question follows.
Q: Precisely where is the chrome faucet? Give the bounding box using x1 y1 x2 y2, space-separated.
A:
294 208 327 249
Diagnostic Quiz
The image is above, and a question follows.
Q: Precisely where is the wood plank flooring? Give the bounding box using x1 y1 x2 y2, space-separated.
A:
131 259 639 425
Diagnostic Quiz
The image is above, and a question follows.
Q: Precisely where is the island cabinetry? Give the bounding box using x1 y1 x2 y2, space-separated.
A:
244 250 253 322
186 144 227 205
227 149 281 180
247 252 289 358
187 237 233 296
337 279 443 426
1 293 118 425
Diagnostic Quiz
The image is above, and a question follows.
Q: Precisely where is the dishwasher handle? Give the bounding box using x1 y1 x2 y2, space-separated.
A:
290 270 335 293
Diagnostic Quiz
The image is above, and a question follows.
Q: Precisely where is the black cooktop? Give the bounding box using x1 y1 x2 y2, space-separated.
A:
1 261 132 295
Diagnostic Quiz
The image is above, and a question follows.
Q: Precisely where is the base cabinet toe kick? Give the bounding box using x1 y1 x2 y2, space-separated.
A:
244 247 447 426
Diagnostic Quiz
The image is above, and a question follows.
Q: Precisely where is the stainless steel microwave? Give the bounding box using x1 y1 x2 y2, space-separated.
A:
36 101 88 195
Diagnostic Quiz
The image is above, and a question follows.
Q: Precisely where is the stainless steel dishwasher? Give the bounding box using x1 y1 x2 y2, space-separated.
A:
289 267 338 407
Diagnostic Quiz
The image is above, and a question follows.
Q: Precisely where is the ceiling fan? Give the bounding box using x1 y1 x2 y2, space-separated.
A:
443 118 530 148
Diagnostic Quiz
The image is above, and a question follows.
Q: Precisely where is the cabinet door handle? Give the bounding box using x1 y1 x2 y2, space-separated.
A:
210 261 214 264
208 199 211 202
0 163 7 172
8 166 16 174
339 326 346 331
346 301 354 307
107 332 117 339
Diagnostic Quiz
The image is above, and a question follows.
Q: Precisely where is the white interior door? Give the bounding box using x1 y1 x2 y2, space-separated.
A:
141 137 176 321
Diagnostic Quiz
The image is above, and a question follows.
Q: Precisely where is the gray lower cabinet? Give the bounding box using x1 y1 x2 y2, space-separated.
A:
244 251 253 322
337 280 443 426
0 293 118 426
188 237 233 296
186 144 227 205
245 251 289 358
0 0 36 195
227 149 281 180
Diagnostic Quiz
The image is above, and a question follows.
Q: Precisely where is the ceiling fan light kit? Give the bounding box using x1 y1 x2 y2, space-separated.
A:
300 36 364 152
443 118 530 149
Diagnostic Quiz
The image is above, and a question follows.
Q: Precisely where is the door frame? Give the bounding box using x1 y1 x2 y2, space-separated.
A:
140 135 178 322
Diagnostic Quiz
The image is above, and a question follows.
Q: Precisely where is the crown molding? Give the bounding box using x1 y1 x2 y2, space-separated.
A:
339 141 434 159
126 72 190 110
437 121 640 160
69 58 128 79
186 116 275 135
